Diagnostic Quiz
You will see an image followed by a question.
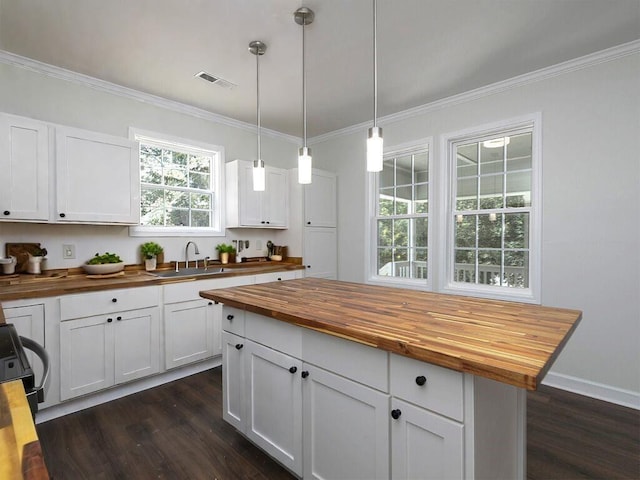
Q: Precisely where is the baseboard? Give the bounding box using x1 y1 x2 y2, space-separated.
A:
542 372 640 410
36 358 221 424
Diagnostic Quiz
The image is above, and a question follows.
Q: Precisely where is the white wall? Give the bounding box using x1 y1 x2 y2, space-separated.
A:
311 50 640 406
0 60 299 266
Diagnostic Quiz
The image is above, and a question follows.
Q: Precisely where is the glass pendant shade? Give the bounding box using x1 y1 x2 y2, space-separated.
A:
367 126 384 172
298 147 312 184
253 159 265 191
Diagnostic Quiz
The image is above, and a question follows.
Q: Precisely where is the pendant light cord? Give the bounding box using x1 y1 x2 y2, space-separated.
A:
256 51 261 162
302 19 307 148
373 0 378 128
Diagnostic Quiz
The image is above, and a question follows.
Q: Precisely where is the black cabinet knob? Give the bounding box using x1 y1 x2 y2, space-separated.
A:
107 318 113 323
277 277 282 281
266 221 270 224
3 210 9 216
306 265 311 269
116 316 122 321
59 212 66 218
208 302 213 306
112 298 117 303
307 221 311 225
289 366 298 374
391 409 402 420
301 371 309 379
415 375 427 386
235 344 243 350
227 314 234 321
261 221 266 224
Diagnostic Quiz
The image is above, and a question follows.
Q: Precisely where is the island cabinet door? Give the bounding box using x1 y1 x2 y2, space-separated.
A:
222 332 245 432
244 340 303 476
390 398 464 480
302 364 389 480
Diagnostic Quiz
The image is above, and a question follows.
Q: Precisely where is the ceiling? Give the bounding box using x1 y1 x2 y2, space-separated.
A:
1 0 638 138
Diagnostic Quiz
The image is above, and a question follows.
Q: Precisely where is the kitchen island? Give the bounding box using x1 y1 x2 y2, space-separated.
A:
200 278 582 479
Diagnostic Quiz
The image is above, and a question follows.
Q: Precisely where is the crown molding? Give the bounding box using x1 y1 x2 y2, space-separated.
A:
0 49 301 145
310 39 640 145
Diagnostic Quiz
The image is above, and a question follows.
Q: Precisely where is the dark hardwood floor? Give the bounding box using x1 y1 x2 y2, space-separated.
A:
37 368 640 479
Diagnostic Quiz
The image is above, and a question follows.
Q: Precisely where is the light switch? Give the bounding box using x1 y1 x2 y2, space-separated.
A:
63 244 76 259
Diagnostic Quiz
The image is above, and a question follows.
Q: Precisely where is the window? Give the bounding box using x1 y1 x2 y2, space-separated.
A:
129 129 224 236
373 146 429 283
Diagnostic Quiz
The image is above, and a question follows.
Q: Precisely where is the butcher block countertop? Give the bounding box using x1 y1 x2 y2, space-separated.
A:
0 262 304 302
200 278 582 390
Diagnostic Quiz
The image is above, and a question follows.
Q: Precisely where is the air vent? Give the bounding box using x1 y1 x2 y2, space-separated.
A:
195 71 237 90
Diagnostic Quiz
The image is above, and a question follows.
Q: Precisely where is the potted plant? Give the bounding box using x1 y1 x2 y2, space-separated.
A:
215 243 236 265
140 242 164 271
27 246 48 274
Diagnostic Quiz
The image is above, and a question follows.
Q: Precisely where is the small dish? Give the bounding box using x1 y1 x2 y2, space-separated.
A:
82 262 125 275
270 255 282 261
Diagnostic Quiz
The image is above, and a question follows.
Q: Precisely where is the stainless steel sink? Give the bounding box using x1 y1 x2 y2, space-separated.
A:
151 267 224 278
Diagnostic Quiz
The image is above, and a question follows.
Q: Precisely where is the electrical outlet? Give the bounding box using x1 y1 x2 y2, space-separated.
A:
63 244 76 259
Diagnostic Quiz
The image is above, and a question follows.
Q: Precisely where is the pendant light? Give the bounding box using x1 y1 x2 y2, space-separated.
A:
294 7 314 185
249 40 267 191
366 0 383 172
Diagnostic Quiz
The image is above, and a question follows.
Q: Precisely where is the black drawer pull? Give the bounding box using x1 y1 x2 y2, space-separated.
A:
227 314 234 321
289 366 298 374
112 298 117 303
116 316 122 321
391 409 402 420
415 375 427 386
235 344 243 350
208 302 213 306
59 212 66 218
107 318 113 323
3 210 9 216
301 371 309 379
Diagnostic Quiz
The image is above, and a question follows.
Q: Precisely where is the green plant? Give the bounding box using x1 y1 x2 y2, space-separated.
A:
33 246 48 257
87 252 123 265
140 241 164 259
215 243 236 254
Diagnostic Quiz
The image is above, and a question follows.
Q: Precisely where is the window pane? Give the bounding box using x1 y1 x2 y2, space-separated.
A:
380 158 395 188
164 167 188 187
191 210 210 227
396 186 411 215
396 155 412 185
505 251 529 288
189 155 211 173
455 215 476 248
377 248 393 276
506 133 532 171
505 213 529 248
166 190 189 208
456 177 477 210
166 208 188 226
454 249 476 283
480 138 506 175
170 151 188 166
457 143 477 177
189 171 210 190
479 175 503 209
478 250 502 285
414 152 428 183
377 219 393 247
506 171 531 207
415 183 428 213
394 219 409 247
478 213 502 248
414 217 428 248
378 188 394 216
191 193 211 209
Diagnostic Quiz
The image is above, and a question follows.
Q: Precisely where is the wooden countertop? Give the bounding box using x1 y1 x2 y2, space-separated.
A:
0 380 49 480
200 278 582 390
0 262 304 302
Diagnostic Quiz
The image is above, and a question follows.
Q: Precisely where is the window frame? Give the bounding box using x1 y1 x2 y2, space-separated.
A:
367 138 433 290
128 128 225 237
439 114 542 303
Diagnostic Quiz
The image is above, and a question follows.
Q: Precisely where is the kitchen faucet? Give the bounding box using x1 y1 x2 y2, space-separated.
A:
185 241 200 269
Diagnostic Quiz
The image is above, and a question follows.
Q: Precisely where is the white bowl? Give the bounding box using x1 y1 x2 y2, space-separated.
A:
270 255 282 261
83 262 125 275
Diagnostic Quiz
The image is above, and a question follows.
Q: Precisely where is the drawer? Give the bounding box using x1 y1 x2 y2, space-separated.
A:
245 312 302 359
390 353 463 421
254 270 301 284
222 306 245 337
302 329 389 392
60 286 160 320
164 275 253 304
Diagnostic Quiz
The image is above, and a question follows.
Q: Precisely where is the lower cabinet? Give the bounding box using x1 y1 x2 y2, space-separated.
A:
60 306 160 400
164 299 219 369
2 303 46 385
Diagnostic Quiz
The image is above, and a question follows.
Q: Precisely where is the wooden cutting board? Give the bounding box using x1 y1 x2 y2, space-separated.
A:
5 244 42 274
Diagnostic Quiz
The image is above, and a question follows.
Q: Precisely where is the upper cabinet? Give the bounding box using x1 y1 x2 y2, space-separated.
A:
304 169 336 228
0 114 50 222
55 126 140 224
226 159 289 228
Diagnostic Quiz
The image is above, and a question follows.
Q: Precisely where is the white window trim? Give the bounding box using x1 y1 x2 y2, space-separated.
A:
366 138 433 290
127 128 226 237
438 113 542 303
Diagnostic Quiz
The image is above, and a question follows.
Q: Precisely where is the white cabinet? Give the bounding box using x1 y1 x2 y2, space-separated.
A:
0 113 49 221
55 126 140 224
164 299 218 369
2 303 46 386
303 227 337 279
304 170 337 227
222 331 246 431
59 287 160 400
226 159 289 228
302 364 389 480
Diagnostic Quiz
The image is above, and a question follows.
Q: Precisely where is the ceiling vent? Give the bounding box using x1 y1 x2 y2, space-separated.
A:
194 71 237 90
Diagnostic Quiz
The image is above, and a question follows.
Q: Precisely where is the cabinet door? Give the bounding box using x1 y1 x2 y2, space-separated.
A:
303 227 337 279
164 300 216 369
390 398 464 480
245 340 303 476
60 315 114 400
265 167 288 227
302 364 389 480
113 307 160 384
55 126 140 224
304 170 336 227
3 304 46 384
222 332 245 432
0 114 49 221
239 161 264 226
